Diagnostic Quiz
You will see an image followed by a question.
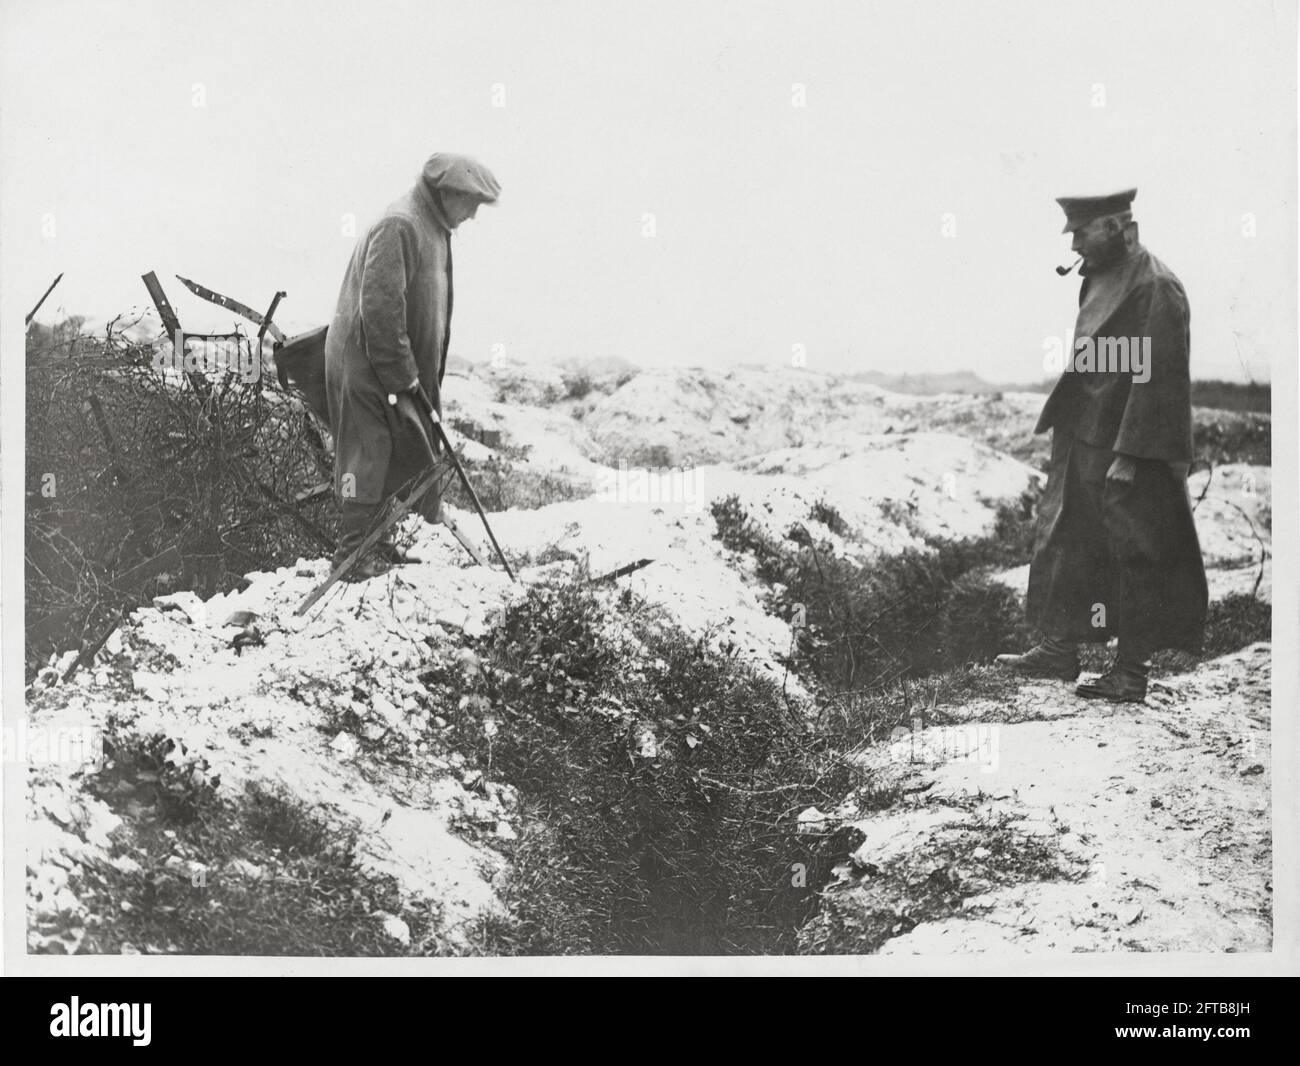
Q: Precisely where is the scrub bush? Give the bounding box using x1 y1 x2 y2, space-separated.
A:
426 575 865 954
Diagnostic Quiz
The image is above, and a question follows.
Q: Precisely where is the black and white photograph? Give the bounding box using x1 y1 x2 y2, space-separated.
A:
2 0 1295 989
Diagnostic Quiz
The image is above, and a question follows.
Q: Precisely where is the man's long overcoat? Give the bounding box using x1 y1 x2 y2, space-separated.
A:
1026 244 1208 652
324 179 453 505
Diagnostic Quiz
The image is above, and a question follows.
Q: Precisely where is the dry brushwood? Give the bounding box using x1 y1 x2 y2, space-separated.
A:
25 317 337 674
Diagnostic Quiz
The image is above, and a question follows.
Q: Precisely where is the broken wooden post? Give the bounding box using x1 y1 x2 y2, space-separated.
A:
254 290 287 393
84 394 136 487
590 558 654 584
62 609 128 682
295 464 447 616
141 270 183 336
141 270 214 406
174 275 286 343
25 272 64 326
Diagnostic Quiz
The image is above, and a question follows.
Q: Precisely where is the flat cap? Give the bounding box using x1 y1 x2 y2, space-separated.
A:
1056 187 1137 232
421 153 502 204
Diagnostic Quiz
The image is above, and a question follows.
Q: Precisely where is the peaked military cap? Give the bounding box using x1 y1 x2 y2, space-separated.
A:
1056 188 1137 232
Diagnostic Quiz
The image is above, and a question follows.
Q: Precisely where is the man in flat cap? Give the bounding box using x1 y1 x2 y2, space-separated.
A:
324 153 501 579
996 189 1207 702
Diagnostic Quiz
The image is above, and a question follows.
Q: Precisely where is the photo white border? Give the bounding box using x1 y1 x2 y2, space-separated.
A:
2 0 1296 979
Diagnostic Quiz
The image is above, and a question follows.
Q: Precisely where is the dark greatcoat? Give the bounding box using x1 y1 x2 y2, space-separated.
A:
1026 244 1208 653
324 180 452 506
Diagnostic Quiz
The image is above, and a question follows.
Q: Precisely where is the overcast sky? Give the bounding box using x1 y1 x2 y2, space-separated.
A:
3 0 1293 382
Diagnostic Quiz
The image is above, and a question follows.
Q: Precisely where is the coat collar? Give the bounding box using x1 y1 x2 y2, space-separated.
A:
414 179 453 234
1074 244 1150 339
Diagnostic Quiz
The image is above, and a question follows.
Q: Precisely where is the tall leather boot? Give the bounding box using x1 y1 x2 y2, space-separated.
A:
332 500 393 582
416 482 443 525
375 483 439 565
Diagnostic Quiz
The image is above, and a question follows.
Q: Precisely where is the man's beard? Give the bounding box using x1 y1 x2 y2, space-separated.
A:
1080 230 1130 274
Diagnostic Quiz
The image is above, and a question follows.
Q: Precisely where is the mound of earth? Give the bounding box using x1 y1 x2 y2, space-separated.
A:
25 361 1272 957
446 358 1268 478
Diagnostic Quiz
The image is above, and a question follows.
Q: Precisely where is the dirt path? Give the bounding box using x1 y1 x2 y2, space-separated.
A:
809 644 1272 953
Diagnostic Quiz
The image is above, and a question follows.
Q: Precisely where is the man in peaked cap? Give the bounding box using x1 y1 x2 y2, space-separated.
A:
995 189 1207 702
324 153 501 580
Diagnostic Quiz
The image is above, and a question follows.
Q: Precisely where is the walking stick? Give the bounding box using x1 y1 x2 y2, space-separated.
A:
294 389 517 615
411 387 517 583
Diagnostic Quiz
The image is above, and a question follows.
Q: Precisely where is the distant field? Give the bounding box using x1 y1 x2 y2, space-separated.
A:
1188 380 1271 414
849 370 1271 415
1026 378 1271 414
